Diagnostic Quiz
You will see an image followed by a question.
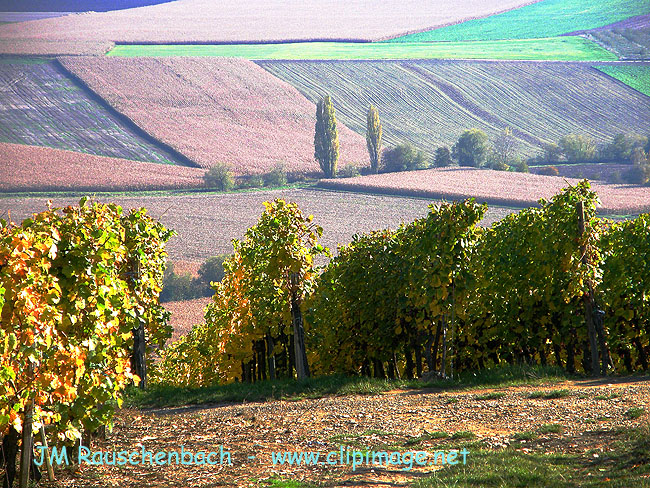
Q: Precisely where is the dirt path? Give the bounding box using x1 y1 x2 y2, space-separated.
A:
47 377 649 487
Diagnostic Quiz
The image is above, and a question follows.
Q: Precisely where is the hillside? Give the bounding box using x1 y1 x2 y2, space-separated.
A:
260 60 650 159
390 0 650 42
0 57 181 165
317 168 650 215
0 0 538 55
58 56 368 176
0 143 205 192
0 189 514 263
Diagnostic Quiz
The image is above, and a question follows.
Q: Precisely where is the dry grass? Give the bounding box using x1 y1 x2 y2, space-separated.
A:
0 142 205 192
58 56 368 176
318 167 650 215
0 0 537 54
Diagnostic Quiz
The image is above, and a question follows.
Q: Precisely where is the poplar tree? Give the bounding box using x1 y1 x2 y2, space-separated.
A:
366 104 382 174
314 95 339 178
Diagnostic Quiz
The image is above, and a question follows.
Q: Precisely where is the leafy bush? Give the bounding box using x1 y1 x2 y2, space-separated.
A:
161 255 228 302
538 166 560 176
381 143 429 173
160 263 194 302
338 164 361 178
264 163 288 187
559 134 596 162
434 146 452 167
195 255 227 295
599 133 647 163
623 163 650 185
452 128 489 167
513 159 529 173
203 163 235 191
239 174 265 189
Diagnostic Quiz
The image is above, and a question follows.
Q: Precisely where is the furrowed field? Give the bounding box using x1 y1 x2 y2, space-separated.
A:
318 168 650 215
260 60 650 157
107 37 615 61
0 57 179 164
58 56 368 176
0 0 535 55
0 142 205 192
390 0 650 41
0 189 514 262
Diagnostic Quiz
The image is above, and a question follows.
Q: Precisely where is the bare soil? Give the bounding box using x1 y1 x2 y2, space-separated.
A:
43 377 649 487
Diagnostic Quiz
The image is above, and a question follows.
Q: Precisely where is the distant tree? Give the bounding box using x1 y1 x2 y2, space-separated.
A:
381 143 429 173
542 143 563 163
558 134 596 162
623 162 650 185
513 159 529 173
598 134 648 163
204 163 235 191
160 263 193 302
264 162 288 187
434 146 452 167
195 255 228 295
492 127 518 167
452 129 489 167
366 105 382 174
314 95 340 178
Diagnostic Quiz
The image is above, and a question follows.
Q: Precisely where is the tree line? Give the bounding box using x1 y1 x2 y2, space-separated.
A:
314 95 650 185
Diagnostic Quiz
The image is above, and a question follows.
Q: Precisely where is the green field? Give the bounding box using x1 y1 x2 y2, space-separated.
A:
595 65 650 96
389 0 650 42
107 37 616 61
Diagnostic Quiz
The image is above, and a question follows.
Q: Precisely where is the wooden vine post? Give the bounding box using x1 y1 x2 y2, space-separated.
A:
128 257 147 389
577 200 600 377
290 272 310 380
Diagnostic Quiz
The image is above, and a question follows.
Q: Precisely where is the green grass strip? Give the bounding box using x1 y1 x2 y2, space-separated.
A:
595 65 650 97
108 37 616 61
126 365 569 409
413 427 650 487
389 0 650 42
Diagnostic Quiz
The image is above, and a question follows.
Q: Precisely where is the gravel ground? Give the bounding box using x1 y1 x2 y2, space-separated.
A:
43 377 649 488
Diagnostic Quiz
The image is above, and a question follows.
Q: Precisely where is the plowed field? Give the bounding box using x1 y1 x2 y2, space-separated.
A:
261 60 650 157
58 56 368 176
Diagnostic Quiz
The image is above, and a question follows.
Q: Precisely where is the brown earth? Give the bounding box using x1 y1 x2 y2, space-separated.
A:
0 143 205 192
57 56 369 176
37 377 648 487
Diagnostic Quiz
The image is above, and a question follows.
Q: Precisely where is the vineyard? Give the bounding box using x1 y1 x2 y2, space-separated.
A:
0 199 172 488
260 60 650 157
595 65 650 97
57 56 368 176
0 142 205 193
589 26 650 60
154 182 650 391
0 57 178 165
390 0 650 42
0 0 534 55
107 37 615 61
1 188 649 487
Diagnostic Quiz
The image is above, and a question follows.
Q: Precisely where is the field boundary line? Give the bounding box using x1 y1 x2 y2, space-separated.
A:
53 57 203 168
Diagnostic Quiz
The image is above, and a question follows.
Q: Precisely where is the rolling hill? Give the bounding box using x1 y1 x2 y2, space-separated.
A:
58 56 369 176
260 60 650 159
